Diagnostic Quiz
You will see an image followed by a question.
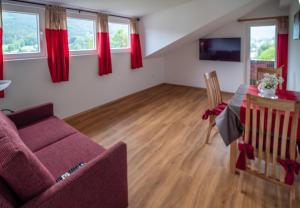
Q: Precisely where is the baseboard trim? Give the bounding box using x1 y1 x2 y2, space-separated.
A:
163 83 206 91
64 83 165 122
164 82 234 95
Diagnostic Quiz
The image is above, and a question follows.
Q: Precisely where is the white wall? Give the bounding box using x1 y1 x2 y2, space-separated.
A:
0 54 164 118
164 21 246 92
287 1 300 91
164 0 288 92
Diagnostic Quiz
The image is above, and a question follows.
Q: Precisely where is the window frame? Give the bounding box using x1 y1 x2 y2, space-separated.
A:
67 11 97 56
2 2 46 61
108 17 131 53
249 24 277 62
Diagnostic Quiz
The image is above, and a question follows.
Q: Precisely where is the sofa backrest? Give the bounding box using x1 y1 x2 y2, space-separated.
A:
0 113 19 207
0 112 55 205
0 112 17 132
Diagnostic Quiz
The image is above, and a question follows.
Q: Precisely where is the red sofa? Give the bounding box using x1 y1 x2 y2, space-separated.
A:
0 103 128 208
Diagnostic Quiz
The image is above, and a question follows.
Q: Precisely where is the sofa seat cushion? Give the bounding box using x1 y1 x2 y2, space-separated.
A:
35 133 106 178
18 116 77 152
0 121 55 202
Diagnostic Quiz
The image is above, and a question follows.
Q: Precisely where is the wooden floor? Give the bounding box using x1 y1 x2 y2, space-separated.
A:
66 84 300 208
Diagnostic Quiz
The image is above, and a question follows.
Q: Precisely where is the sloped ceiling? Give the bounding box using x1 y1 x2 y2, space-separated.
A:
140 0 270 57
36 0 193 17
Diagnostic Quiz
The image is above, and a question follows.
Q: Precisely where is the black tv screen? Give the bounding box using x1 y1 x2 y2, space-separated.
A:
199 38 241 62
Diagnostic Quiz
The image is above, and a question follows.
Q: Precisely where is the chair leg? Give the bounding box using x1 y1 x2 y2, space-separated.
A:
290 187 296 208
238 172 244 193
205 121 213 144
230 141 238 174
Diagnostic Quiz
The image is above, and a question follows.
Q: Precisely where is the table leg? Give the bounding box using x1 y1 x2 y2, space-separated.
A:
230 140 238 174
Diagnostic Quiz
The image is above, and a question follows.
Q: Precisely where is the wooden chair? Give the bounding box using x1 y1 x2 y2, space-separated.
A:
256 66 283 89
203 71 223 144
238 94 299 208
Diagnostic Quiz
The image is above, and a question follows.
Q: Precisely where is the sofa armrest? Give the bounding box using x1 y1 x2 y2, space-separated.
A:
21 142 128 208
8 103 54 128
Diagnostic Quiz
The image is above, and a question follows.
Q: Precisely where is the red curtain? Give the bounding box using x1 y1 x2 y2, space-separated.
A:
130 20 143 69
276 17 289 91
130 34 143 69
277 34 288 90
0 27 4 98
97 32 112 75
97 14 112 76
45 29 69 82
45 6 69 83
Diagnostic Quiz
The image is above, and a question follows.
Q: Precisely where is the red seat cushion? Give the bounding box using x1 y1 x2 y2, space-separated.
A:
202 102 227 120
0 120 55 202
35 133 106 178
18 116 77 152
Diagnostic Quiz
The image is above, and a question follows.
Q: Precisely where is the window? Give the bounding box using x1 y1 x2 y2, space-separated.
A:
67 17 96 53
108 18 130 51
249 25 277 84
3 12 39 54
2 3 45 60
250 25 276 61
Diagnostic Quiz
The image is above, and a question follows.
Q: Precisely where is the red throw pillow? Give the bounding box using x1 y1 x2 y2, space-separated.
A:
0 121 55 201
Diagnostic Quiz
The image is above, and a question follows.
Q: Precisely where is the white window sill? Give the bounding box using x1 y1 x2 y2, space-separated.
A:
4 54 96 62
69 50 97 57
4 56 47 62
3 49 131 62
111 48 130 53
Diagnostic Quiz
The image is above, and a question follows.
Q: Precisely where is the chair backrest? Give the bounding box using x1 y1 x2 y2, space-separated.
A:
256 66 283 90
244 94 299 183
204 71 222 109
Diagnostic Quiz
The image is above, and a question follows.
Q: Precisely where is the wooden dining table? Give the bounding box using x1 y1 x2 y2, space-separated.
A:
215 84 300 173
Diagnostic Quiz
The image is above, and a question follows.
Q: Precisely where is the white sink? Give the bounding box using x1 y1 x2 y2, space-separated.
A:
0 80 11 91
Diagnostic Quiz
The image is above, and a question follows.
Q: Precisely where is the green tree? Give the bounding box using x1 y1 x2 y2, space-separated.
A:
110 29 128 48
258 42 271 56
258 46 275 60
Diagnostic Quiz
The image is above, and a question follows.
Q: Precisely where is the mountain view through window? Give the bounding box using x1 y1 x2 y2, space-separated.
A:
67 18 96 51
109 22 129 49
2 11 40 54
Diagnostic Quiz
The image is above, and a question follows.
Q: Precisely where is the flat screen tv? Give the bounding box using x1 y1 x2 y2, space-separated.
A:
199 38 241 62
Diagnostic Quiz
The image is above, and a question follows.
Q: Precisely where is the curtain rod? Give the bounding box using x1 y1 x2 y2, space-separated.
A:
6 0 140 21
238 15 288 22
